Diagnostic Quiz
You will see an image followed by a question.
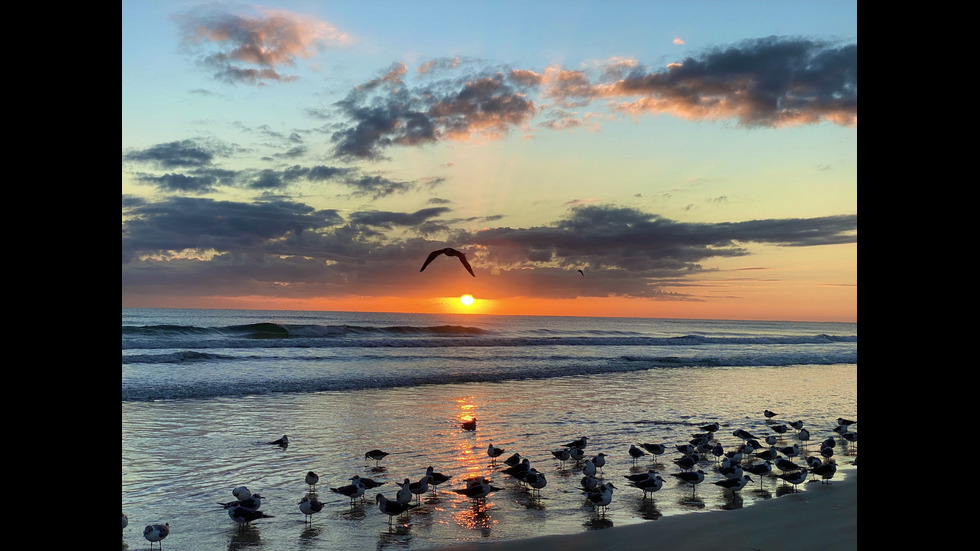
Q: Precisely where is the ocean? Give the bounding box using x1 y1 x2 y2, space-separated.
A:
121 308 857 550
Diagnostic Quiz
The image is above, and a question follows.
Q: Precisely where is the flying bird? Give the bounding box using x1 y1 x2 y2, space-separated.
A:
420 248 475 277
577 269 584 276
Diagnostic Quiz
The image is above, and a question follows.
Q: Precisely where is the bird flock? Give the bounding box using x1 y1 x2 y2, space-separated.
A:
123 413 856 547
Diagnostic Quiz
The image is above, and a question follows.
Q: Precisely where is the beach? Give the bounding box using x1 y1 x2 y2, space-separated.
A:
436 471 856 551
122 309 857 550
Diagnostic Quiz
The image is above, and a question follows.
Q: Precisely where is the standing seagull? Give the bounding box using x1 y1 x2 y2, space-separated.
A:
143 523 169 550
487 443 505 464
331 480 367 504
377 493 416 525
420 248 475 277
671 470 706 497
305 471 319 492
228 506 274 530
365 449 389 466
298 496 324 523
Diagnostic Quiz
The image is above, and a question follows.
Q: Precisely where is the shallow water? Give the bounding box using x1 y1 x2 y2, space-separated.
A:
122 363 857 550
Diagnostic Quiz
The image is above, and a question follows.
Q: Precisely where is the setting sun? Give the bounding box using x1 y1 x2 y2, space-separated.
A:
460 294 474 306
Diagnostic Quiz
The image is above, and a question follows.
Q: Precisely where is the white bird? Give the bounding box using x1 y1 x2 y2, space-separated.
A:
232 486 251 501
377 493 416 525
420 248 475 277
630 474 664 499
298 496 323 523
584 482 616 514
143 523 170 550
331 480 366 504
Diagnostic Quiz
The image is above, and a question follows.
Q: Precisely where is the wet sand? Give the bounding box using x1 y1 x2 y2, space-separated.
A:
434 470 856 551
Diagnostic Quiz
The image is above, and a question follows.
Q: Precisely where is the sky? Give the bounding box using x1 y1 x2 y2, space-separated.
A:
122 0 857 322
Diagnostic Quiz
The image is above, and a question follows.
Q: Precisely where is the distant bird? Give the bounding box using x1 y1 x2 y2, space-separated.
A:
377 493 416 525
420 248 475 277
812 460 838 484
699 422 720 433
837 417 857 429
789 420 806 432
583 459 597 477
331 480 366 504
502 458 532 479
841 431 858 444
715 475 753 492
122 513 128 531
764 435 778 446
228 506 274 530
409 475 430 501
582 474 600 491
487 443 505 463
365 449 389 465
396 479 413 505
777 468 808 492
298 496 323 523
584 482 617 515
671 470 706 497
628 444 646 463
425 466 452 491
640 443 666 461
764 409 778 419
798 428 811 448
218 493 263 510
771 424 789 434
577 269 585 276
733 429 757 441
525 469 548 496
143 523 170 550
745 461 772 486
551 448 571 468
755 447 778 462
673 453 700 471
775 458 801 472
268 435 289 447
630 474 665 499
819 444 835 459
569 446 586 462
591 453 607 473
503 452 523 467
232 486 251 501
564 437 589 449
719 463 743 479
452 478 500 501
777 444 800 458
461 417 477 431
305 471 319 491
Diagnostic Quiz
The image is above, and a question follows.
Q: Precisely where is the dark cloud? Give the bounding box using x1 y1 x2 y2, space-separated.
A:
122 140 218 168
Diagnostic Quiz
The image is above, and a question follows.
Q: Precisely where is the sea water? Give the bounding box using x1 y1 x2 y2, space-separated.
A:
122 308 857 550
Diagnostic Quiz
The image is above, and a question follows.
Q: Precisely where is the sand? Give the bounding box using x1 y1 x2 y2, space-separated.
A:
433 471 856 551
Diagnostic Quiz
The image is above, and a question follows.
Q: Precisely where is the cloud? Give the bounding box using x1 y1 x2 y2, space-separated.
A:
122 198 856 300
174 6 352 84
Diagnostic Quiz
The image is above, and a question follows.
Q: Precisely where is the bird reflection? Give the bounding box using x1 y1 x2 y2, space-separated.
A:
583 516 614 530
453 499 497 536
637 498 662 520
720 491 744 511
226 525 263 550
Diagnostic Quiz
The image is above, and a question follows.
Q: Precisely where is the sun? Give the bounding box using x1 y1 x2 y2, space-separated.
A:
460 294 475 306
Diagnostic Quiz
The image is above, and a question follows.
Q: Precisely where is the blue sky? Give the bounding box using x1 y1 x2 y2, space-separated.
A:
121 1 857 321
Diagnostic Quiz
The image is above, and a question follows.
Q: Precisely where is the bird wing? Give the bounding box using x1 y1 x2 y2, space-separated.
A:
453 251 476 277
420 249 444 272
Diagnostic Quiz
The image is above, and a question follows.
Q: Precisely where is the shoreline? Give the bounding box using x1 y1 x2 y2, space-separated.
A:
433 470 857 551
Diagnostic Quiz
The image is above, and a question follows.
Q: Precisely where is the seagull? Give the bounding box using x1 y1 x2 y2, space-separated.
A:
564 437 589 449
754 447 778 462
487 443 505 463
630 474 664 499
591 453 607 473
232 486 251 501
812 460 838 484
805 456 823 469
771 424 789 434
671 470 706 497
461 417 477 431
409 475 430 501
777 468 808 491
350 475 385 490
502 458 532 479
420 248 475 277
582 474 600 491
837 417 857 429
143 523 170 550
699 422 720 433
777 444 800 458
305 471 319 491
396 479 414 505
503 452 523 467
122 513 128 531
583 459 597 478
228 506 274 530
673 453 700 471
298 496 323 523
775 458 801 472
551 448 571 468
268 435 289 447
628 444 646 463
788 420 805 432
745 461 772 486
584 482 616 515
733 429 757 441
640 443 666 462
218 493 263 510
577 269 584 276
569 446 586 462
377 493 416 525
331 480 366 504
819 444 835 459
525 470 548 496
425 466 452 491
714 475 753 492
452 478 500 501
764 409 778 419
364 449 389 465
